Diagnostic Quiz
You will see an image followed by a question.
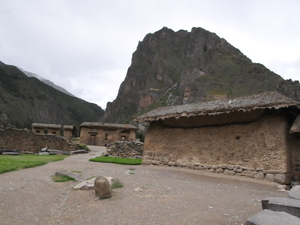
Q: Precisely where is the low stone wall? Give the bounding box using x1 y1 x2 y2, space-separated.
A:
106 141 144 158
0 128 80 152
142 155 290 184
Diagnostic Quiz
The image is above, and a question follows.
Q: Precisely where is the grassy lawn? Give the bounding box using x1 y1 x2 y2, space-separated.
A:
0 154 68 174
89 156 142 165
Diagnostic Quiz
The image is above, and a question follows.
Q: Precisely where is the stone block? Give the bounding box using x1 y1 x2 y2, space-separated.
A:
167 162 175 166
274 174 287 184
268 197 300 218
289 185 300 200
227 165 234 170
265 173 274 182
224 169 235 175
244 209 300 225
216 168 224 173
220 164 227 169
254 171 264 180
236 168 243 173
211 165 219 169
244 171 257 178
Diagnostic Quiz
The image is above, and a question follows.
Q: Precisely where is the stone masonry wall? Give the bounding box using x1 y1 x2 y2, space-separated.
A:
143 114 292 184
106 141 144 158
0 128 79 152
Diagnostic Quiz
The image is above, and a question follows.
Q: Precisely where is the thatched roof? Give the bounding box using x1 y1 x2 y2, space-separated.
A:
135 91 300 122
63 125 74 130
32 123 61 129
80 122 138 130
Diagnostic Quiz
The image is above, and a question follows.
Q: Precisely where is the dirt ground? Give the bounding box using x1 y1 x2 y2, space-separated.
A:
0 146 288 225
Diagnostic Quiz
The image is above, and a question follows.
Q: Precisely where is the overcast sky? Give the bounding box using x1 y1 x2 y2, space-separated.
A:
1 0 299 109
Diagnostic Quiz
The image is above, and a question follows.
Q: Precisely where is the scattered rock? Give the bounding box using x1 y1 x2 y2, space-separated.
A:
289 185 300 200
94 176 112 199
73 178 96 190
71 150 89 154
2 152 19 155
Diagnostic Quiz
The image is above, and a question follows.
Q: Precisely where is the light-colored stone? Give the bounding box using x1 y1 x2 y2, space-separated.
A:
216 168 224 173
73 178 96 190
289 185 300 200
254 171 264 180
274 174 287 184
94 176 112 199
244 209 300 225
244 171 257 178
265 173 274 182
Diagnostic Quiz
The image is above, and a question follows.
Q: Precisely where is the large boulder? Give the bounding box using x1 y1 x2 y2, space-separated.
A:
94 176 112 199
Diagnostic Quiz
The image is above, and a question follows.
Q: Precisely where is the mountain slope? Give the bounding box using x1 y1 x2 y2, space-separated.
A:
0 61 104 128
102 27 300 123
19 68 75 97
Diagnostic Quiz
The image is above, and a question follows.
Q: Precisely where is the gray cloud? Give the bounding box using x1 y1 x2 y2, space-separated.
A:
0 0 299 109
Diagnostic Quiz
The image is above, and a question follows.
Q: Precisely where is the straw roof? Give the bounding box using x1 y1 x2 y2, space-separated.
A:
136 91 300 122
63 125 74 130
80 122 138 130
32 123 61 129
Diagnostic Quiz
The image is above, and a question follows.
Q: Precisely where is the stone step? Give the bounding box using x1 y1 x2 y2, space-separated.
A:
244 209 300 225
262 197 300 218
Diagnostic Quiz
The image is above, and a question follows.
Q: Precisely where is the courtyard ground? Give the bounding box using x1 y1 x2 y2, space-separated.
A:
0 146 287 225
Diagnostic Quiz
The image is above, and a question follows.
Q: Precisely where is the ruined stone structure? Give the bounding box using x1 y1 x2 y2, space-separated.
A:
0 128 79 152
136 92 300 184
80 122 137 146
32 123 74 140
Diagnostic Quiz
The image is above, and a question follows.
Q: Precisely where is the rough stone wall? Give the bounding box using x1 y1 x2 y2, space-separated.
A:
0 128 79 152
106 141 144 158
143 113 292 184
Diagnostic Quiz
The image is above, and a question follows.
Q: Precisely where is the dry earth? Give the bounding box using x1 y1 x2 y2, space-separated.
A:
0 146 287 225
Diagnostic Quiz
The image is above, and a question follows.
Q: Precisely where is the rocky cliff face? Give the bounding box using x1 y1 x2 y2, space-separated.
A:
102 27 297 123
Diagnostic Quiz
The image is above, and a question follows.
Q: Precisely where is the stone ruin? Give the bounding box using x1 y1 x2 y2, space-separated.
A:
105 141 144 158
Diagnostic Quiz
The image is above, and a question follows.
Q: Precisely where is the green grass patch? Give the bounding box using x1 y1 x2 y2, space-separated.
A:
111 179 123 189
52 174 76 182
0 154 67 174
89 156 142 165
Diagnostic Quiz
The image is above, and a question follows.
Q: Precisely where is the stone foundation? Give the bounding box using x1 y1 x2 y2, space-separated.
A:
142 155 291 185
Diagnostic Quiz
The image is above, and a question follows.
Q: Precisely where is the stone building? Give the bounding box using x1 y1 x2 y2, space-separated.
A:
32 123 61 135
135 91 300 184
79 122 138 146
32 123 74 140
63 125 73 140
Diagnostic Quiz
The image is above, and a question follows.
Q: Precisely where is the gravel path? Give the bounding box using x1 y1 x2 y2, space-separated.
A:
0 146 287 225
